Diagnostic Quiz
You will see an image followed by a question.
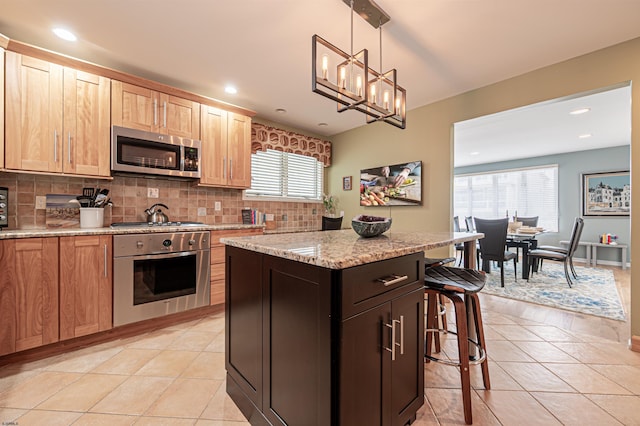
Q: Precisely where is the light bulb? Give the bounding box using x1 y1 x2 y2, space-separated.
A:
383 91 389 110
370 84 376 104
340 67 346 89
321 55 328 80
356 75 362 97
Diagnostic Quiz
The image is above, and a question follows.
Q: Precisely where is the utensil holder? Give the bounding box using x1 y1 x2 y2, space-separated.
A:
80 208 104 228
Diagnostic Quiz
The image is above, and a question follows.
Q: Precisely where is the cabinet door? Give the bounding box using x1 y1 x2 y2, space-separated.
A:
200 105 228 186
0 238 59 356
59 235 112 340
227 113 252 188
340 288 424 426
5 51 63 172
1 47 5 168
111 80 159 132
63 68 111 177
390 288 424 426
160 93 200 139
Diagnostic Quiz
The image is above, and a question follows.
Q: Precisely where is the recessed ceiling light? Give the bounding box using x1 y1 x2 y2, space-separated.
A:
318 123 328 127
470 151 480 156
578 133 592 139
52 28 77 42
275 108 287 114
570 108 590 115
224 85 237 94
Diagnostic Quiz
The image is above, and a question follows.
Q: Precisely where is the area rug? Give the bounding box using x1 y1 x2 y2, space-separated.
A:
482 262 626 321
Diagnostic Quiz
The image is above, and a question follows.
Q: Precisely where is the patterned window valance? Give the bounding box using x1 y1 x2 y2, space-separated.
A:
251 123 332 167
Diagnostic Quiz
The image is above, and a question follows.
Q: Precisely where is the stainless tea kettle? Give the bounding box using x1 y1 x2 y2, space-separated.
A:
145 203 170 223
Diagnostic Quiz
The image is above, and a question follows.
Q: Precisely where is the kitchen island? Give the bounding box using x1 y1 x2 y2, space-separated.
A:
221 230 481 426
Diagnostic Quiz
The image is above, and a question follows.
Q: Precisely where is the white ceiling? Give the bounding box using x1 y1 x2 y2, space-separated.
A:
1 0 639 153
454 84 632 167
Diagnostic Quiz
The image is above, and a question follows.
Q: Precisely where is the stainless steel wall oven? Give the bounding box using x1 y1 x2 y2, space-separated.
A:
113 231 210 326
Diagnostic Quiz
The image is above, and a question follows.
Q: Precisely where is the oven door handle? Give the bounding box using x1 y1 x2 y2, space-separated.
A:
126 250 202 261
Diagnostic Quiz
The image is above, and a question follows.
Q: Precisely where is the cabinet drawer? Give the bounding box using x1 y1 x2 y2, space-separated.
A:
342 252 423 318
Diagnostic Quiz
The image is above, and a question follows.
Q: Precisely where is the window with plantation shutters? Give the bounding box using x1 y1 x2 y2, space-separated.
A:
245 149 323 201
454 165 559 232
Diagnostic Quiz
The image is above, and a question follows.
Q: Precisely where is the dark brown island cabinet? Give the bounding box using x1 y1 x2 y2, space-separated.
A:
225 246 425 425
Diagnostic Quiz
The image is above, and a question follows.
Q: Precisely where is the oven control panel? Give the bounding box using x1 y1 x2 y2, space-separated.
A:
0 187 8 229
114 231 209 257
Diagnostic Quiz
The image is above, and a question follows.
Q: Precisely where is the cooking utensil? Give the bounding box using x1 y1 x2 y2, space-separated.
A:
76 195 93 207
82 187 94 198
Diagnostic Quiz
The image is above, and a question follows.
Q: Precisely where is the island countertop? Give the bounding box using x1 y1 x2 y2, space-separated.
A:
221 229 483 269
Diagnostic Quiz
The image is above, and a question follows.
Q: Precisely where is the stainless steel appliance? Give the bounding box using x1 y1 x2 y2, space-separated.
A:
110 221 205 228
0 187 8 229
111 126 201 178
113 231 210 326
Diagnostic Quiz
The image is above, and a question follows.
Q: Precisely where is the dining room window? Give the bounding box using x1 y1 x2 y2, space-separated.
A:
454 165 559 232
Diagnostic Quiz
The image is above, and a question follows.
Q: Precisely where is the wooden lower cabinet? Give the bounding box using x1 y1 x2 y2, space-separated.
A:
0 238 59 356
210 228 262 305
225 247 424 425
59 235 113 340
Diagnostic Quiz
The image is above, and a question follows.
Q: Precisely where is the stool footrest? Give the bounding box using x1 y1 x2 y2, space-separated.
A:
425 328 487 366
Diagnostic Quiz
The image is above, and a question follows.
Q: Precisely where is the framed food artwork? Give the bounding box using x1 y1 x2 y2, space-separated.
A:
360 161 422 206
582 170 630 216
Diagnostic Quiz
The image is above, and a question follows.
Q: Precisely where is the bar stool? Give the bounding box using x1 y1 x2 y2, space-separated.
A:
424 257 456 352
424 266 491 425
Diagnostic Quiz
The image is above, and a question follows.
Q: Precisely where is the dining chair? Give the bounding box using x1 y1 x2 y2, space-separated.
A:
464 216 474 232
453 216 465 266
507 215 539 261
474 217 517 287
514 216 539 227
527 217 584 288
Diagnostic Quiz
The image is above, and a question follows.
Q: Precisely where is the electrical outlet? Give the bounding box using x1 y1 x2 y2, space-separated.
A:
214 201 221 211
147 187 159 198
35 196 47 209
197 207 207 216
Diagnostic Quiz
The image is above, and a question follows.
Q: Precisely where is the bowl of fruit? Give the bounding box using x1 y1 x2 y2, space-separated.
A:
351 215 392 238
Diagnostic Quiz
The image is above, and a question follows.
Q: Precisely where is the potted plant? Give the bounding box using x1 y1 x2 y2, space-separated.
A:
322 194 343 230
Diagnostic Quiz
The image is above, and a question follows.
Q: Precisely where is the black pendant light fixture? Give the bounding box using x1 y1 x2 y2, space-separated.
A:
312 0 406 129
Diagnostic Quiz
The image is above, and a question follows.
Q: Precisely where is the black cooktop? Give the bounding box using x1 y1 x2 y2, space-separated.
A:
110 221 205 228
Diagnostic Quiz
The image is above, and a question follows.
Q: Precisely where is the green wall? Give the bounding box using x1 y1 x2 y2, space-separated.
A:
329 36 640 341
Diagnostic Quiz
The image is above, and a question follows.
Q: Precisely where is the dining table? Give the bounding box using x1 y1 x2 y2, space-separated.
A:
506 229 546 279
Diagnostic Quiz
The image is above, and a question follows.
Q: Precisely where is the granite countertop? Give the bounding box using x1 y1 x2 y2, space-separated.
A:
0 223 264 240
221 230 483 269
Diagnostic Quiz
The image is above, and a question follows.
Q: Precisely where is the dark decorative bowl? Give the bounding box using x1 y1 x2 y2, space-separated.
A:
351 215 392 238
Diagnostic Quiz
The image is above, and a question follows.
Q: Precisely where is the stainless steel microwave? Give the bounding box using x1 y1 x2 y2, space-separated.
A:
111 126 201 178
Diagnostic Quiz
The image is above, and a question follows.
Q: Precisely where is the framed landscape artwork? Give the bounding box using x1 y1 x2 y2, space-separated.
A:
582 171 630 216
360 161 422 206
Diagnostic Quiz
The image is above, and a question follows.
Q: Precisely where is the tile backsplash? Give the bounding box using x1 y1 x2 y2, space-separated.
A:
0 172 322 232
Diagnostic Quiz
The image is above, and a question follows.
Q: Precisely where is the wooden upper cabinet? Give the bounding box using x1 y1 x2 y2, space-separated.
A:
5 52 63 173
59 235 112 340
0 238 59 356
200 107 251 188
112 80 200 139
1 47 5 168
227 113 251 188
5 51 111 177
63 68 111 177
200 105 228 186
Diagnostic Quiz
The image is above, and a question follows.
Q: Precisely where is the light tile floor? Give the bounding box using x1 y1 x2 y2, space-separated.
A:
1 269 638 425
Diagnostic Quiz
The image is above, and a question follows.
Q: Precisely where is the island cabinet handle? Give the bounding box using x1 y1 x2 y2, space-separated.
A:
383 316 405 361
377 274 409 287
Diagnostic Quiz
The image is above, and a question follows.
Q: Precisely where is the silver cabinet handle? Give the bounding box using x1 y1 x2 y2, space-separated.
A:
54 129 58 162
229 158 233 180
67 132 72 164
384 320 396 360
398 315 404 355
153 99 158 125
163 101 167 127
223 156 227 179
103 244 108 277
377 274 408 287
